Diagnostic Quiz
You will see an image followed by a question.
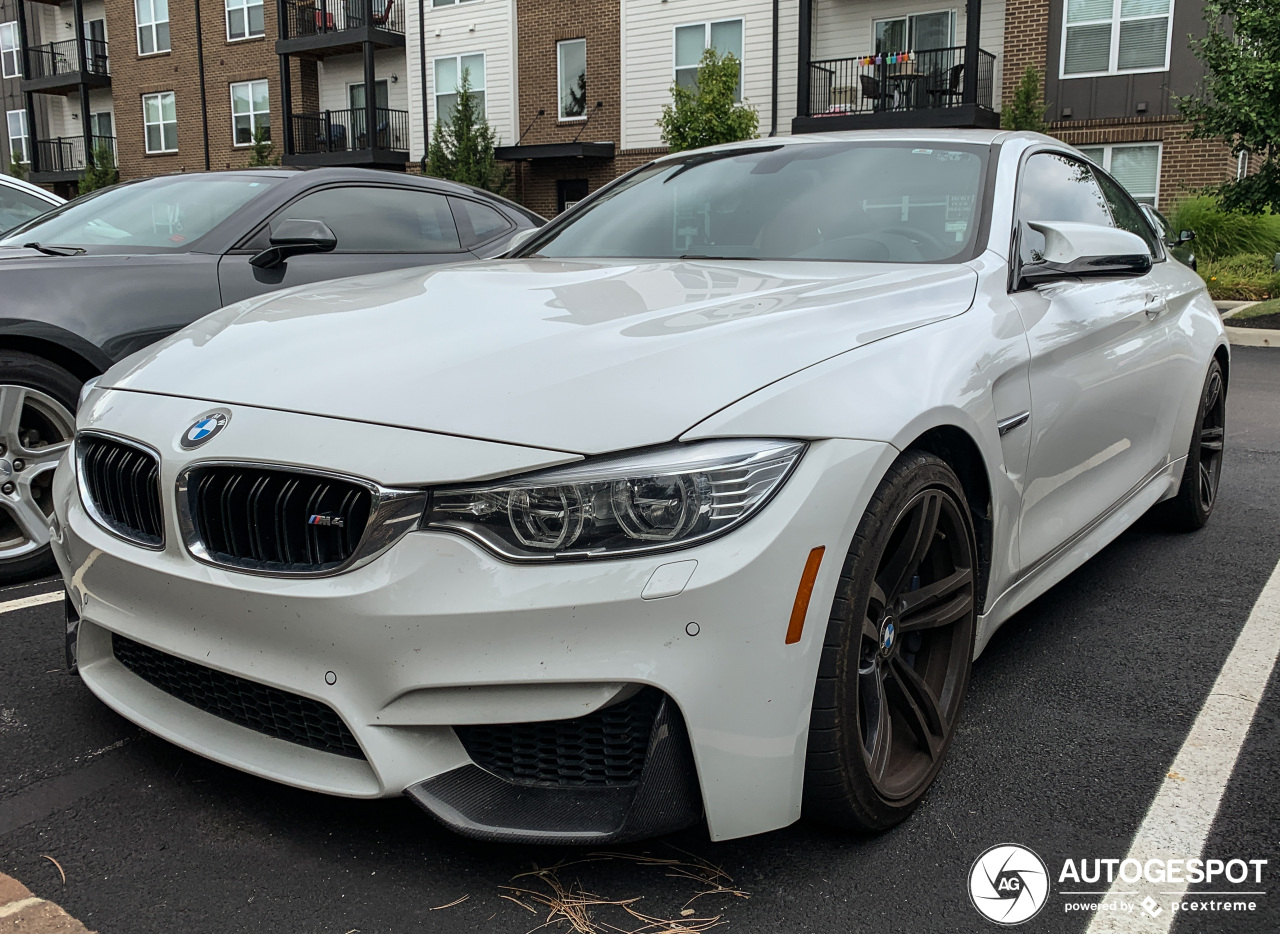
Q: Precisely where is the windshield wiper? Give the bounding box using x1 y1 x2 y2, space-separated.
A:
22 242 83 256
679 253 761 261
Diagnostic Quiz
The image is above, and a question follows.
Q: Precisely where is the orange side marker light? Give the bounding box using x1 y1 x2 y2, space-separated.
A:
785 546 826 645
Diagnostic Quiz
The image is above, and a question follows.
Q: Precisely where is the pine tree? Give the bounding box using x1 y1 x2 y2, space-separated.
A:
77 143 118 195
426 68 510 194
247 125 279 167
658 49 758 153
1001 66 1048 133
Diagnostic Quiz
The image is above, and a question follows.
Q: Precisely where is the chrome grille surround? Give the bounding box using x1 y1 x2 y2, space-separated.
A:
75 431 166 550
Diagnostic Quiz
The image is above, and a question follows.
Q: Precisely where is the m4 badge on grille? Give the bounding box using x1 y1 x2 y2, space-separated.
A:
308 514 345 528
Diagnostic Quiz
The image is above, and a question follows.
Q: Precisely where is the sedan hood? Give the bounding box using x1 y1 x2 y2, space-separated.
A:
103 259 977 454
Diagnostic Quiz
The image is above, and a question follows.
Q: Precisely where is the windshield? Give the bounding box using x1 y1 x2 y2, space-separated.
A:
0 175 282 251
530 141 990 264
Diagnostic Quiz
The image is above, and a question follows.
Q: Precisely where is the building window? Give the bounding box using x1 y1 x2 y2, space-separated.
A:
136 0 171 55
674 19 743 99
431 0 479 7
558 39 586 120
231 80 269 146
434 53 485 120
226 0 264 40
1062 0 1172 77
0 21 20 79
143 91 178 153
873 11 955 54
6 110 28 164
1077 143 1162 205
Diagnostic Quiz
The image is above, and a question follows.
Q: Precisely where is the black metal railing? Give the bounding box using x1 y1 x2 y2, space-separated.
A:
281 0 405 39
26 37 109 79
35 134 116 173
290 108 408 154
805 46 995 118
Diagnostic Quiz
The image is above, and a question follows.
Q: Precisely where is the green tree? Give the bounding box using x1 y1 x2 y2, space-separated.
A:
1001 66 1049 133
247 125 278 167
1178 0 1280 214
9 150 26 181
426 68 509 194
78 143 119 195
658 48 758 153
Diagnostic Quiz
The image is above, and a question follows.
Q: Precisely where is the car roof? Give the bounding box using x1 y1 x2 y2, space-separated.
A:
667 128 1064 159
0 174 64 204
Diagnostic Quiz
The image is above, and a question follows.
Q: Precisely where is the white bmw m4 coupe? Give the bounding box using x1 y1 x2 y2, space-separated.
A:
51 130 1226 844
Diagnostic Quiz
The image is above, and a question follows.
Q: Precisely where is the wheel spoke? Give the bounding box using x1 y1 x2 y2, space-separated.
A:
24 440 72 471
864 666 893 782
1204 376 1221 414
1199 426 1224 453
1199 461 1215 508
899 591 973 633
862 612 881 643
898 566 972 615
0 385 25 444
3 486 50 548
887 657 945 759
876 491 940 601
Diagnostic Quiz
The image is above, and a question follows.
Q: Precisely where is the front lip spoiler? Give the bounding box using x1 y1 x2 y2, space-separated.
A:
404 694 703 844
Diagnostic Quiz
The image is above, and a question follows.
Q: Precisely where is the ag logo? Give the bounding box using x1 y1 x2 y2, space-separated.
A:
180 411 230 450
968 844 1049 925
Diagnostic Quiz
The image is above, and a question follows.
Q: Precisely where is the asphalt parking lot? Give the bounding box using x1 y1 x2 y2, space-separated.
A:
1 346 1277 934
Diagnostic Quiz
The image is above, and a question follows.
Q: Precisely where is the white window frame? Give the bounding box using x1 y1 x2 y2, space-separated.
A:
1077 141 1163 206
230 79 269 147
432 52 486 120
142 91 178 154
673 18 744 100
0 21 20 79
1060 0 1175 79
870 9 957 53
557 38 587 122
226 0 265 41
6 109 29 164
136 0 171 55
431 0 480 7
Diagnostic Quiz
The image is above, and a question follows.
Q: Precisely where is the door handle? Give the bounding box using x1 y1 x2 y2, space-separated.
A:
1143 297 1168 318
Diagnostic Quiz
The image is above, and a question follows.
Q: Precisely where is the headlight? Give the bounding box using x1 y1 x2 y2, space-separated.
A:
424 439 806 561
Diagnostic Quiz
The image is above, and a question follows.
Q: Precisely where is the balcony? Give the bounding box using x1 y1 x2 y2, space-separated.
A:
284 107 409 167
30 134 116 184
21 37 110 94
276 0 405 57
794 45 998 133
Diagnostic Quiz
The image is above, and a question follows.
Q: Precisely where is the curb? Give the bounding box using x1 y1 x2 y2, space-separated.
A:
0 873 94 933
1225 326 1279 348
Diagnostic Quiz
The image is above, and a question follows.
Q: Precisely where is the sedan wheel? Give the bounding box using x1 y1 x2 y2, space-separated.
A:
1162 358 1226 531
0 352 83 584
805 451 977 831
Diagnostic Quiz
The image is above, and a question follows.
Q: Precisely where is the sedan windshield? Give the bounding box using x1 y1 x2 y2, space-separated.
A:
0 175 282 251
530 141 990 263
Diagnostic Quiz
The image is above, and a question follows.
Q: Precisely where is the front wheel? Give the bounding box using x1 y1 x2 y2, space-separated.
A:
0 352 81 585
1161 358 1225 532
803 451 977 832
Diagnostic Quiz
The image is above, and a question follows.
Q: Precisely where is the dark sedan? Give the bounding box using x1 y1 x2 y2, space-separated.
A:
0 167 542 582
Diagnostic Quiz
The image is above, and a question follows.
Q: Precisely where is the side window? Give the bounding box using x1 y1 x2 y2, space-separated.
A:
1095 170 1161 258
449 197 512 248
1015 151 1112 266
0 187 52 233
261 186 462 252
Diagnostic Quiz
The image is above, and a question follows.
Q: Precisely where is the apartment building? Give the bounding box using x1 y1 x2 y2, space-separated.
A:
4 0 285 194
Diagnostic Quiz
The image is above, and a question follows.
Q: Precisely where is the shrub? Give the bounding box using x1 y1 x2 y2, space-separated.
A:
426 68 510 194
1198 253 1280 301
1001 66 1048 133
9 151 25 181
78 143 119 195
658 48 758 153
247 126 278 167
1167 195 1280 261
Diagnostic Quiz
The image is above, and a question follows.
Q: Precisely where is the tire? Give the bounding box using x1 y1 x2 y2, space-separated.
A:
1161 359 1225 532
0 352 82 585
803 451 977 832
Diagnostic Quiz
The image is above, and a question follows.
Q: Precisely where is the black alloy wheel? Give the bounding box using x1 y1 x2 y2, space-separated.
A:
1162 358 1226 531
805 451 977 832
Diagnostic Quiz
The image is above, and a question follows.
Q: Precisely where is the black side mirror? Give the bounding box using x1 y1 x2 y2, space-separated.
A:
249 218 337 269
1177 229 1195 244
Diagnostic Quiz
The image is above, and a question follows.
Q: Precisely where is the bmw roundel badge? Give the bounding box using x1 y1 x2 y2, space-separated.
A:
181 411 229 449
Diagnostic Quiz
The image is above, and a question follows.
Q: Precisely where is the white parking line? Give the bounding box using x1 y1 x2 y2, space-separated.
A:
1085 557 1280 932
0 591 63 615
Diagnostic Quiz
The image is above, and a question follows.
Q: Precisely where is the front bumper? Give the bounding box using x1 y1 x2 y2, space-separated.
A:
52 390 894 842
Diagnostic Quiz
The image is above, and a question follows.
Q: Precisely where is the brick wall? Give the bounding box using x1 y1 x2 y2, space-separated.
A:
104 0 284 179
999 0 1049 117
506 0 665 217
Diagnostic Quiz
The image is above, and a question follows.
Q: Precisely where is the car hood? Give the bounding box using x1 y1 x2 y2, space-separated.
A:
102 258 978 454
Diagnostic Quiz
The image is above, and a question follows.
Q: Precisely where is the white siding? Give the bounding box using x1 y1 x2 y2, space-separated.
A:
406 0 516 161
811 0 1004 111
621 0 797 151
316 49 411 113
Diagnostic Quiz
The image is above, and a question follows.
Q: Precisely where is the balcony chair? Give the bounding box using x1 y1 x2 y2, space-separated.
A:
928 63 965 106
859 74 892 113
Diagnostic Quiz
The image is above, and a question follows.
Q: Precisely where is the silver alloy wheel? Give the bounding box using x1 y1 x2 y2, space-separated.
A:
0 385 74 560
